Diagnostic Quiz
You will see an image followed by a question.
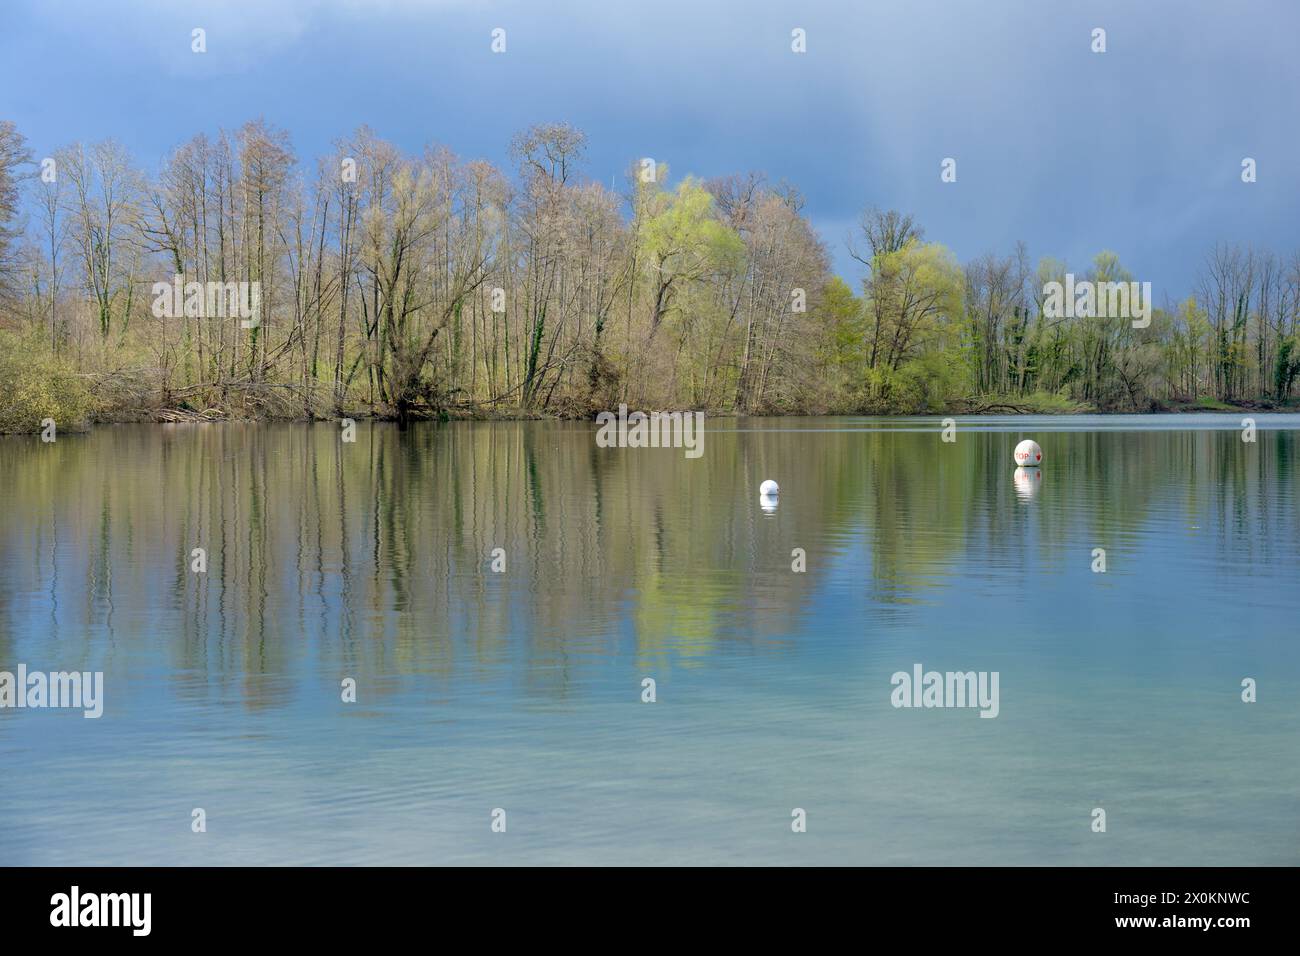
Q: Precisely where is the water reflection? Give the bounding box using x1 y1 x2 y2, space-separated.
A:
0 416 1297 864
0 417 1297 709
1013 466 1042 500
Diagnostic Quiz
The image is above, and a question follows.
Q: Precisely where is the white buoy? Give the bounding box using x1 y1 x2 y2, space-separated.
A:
760 479 779 496
1013 439 1042 468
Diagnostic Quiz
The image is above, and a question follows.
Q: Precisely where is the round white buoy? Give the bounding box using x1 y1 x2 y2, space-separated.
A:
760 479 779 496
1013 439 1042 468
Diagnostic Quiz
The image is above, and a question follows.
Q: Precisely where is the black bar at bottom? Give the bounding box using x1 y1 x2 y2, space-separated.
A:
0 866 1283 941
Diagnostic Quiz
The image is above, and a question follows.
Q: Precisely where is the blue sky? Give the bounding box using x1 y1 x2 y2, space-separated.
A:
2 0 1296 297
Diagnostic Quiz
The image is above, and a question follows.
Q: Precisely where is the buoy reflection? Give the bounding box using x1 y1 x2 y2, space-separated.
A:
1013 466 1042 500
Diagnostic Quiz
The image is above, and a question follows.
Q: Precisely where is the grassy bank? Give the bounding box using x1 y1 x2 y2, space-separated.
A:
1 320 1294 435
3 373 1290 436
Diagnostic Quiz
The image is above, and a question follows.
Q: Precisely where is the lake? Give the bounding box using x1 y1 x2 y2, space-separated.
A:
1 415 1296 865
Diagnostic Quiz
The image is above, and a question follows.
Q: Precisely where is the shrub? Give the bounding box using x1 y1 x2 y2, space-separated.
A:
0 333 98 433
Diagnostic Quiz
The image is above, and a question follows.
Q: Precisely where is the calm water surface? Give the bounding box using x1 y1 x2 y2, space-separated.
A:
1 415 1297 864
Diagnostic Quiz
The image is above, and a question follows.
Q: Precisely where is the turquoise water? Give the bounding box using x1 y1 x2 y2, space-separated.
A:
0 415 1296 864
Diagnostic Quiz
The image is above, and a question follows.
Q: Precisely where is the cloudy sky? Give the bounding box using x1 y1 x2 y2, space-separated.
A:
3 0 1296 295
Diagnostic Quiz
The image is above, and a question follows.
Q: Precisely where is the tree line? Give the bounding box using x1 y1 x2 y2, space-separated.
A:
0 117 1297 430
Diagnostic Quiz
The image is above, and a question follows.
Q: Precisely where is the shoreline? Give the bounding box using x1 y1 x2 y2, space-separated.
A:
5 398 1296 436
81 398 1300 428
